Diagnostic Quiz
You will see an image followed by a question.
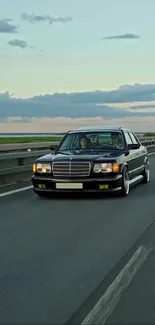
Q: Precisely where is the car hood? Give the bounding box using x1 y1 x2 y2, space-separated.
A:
36 150 124 162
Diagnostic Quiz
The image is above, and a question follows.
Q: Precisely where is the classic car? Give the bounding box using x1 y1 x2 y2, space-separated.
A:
31 126 149 197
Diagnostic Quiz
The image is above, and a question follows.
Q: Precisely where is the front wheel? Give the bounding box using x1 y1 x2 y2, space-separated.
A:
119 166 130 197
141 161 149 184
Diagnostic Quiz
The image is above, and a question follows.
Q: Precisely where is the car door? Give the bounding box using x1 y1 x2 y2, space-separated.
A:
124 132 139 179
129 132 146 175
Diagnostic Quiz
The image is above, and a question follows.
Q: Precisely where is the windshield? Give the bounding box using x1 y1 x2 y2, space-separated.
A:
57 131 125 151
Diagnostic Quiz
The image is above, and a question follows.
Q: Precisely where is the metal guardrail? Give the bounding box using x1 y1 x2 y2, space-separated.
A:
0 141 60 153
1 137 155 153
0 137 155 187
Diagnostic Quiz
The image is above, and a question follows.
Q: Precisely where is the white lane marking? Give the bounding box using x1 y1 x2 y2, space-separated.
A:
81 245 153 325
0 185 33 198
0 151 154 198
148 152 155 156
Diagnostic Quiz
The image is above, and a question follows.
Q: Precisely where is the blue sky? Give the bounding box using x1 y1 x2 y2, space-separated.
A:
1 0 155 132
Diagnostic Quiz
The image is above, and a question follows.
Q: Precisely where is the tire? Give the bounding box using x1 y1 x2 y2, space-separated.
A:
119 166 130 197
141 161 149 184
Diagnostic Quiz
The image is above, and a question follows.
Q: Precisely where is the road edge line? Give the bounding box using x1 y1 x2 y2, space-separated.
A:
148 152 155 156
0 185 33 197
81 245 153 325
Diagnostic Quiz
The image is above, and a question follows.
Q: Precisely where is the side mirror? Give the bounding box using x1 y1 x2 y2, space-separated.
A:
124 150 129 156
50 145 58 151
128 143 140 150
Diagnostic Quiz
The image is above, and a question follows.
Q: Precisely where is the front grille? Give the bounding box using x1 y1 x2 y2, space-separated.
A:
52 161 91 177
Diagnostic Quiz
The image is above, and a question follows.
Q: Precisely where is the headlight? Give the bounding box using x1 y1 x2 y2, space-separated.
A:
93 163 119 173
33 163 51 173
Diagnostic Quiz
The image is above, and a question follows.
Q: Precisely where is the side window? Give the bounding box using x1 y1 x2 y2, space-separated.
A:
124 132 132 145
129 132 139 145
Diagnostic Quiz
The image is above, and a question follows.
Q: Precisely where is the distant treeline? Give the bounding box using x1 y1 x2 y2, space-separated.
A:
144 133 155 137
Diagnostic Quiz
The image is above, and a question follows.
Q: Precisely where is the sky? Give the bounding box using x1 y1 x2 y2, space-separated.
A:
1 0 155 132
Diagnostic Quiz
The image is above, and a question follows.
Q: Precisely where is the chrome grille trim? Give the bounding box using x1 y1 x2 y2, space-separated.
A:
52 161 91 177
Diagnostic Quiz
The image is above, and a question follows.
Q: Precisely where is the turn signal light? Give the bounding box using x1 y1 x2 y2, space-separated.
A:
33 163 36 173
113 163 119 173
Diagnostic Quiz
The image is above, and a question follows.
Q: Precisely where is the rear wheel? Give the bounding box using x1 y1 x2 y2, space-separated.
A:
119 166 130 197
141 161 149 184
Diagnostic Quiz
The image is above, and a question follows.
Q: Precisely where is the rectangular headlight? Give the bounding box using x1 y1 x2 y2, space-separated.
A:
93 163 119 173
36 163 51 173
100 163 113 172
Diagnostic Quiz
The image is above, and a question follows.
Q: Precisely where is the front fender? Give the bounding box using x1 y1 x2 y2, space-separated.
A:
120 162 128 173
144 155 149 164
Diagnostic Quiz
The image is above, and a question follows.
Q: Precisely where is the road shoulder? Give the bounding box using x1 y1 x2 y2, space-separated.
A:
106 248 155 324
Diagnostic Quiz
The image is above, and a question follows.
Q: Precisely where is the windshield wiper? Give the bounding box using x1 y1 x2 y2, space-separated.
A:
56 151 71 155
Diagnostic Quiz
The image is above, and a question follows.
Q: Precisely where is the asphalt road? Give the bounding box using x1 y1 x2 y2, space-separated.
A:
106 220 155 325
1 155 155 324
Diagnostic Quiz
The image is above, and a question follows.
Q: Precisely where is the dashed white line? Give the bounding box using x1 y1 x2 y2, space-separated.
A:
81 245 153 325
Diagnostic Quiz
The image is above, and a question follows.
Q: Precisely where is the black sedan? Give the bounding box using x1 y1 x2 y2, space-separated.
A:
31 126 149 197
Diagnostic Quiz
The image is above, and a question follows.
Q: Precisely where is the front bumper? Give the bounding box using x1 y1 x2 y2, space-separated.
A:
31 174 122 194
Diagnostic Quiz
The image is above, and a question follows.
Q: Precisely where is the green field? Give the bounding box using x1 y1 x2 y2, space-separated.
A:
143 133 155 137
0 136 63 145
0 132 154 145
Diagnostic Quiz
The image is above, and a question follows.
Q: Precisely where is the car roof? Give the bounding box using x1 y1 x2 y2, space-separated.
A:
68 126 131 133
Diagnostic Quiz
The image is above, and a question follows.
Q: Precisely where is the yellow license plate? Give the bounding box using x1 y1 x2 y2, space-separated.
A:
38 184 46 189
99 184 109 189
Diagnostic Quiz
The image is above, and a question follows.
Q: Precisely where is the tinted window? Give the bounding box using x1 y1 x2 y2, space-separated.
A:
59 133 80 150
129 132 139 144
124 132 132 145
58 131 125 151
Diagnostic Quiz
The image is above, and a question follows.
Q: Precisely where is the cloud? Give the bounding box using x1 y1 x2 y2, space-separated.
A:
1 84 155 132
129 104 155 109
0 19 18 33
101 33 140 40
21 12 72 25
0 116 154 133
1 84 155 124
6 116 32 122
8 39 28 49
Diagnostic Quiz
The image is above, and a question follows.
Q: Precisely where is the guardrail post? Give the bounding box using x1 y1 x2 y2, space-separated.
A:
18 158 24 166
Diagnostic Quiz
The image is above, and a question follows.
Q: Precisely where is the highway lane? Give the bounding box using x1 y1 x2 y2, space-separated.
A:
106 222 155 325
106 252 155 325
0 155 155 324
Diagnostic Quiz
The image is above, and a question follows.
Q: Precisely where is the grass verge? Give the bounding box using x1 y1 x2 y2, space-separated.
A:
0 136 63 144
